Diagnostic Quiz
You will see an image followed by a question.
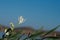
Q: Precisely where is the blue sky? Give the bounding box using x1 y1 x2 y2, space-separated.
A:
0 0 60 31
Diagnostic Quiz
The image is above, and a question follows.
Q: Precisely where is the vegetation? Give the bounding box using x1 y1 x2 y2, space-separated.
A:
0 25 60 40
0 16 60 40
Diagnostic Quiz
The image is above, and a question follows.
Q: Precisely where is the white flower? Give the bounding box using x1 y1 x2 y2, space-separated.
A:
18 16 25 24
10 22 14 30
6 32 9 36
4 28 7 33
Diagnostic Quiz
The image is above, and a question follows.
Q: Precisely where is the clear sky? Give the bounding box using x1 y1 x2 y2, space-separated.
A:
0 0 60 31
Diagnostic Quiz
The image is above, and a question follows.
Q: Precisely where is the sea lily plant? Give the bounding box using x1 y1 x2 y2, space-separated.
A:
1 16 25 40
0 16 60 40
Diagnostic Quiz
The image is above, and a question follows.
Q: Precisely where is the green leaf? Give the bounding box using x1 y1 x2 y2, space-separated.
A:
10 31 22 38
41 36 60 40
43 25 60 37
24 31 44 40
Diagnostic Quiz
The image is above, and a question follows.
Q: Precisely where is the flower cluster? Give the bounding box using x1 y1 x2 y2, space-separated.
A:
3 16 25 39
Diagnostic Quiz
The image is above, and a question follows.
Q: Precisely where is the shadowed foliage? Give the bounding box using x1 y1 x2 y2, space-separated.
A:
0 25 60 40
